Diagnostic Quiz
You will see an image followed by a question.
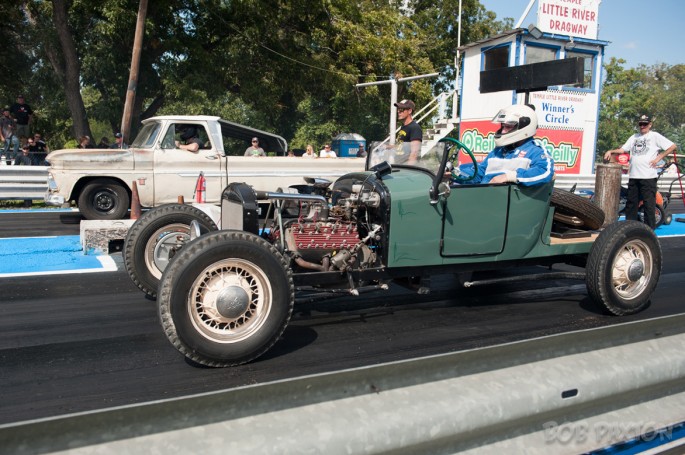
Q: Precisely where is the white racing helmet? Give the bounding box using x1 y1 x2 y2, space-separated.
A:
492 104 538 147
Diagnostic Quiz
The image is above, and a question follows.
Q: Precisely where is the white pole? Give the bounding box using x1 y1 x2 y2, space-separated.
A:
515 0 537 28
389 79 398 145
452 0 462 122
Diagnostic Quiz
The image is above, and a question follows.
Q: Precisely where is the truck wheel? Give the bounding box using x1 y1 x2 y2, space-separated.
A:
551 188 605 230
124 204 218 299
78 179 130 220
586 220 661 315
158 230 294 367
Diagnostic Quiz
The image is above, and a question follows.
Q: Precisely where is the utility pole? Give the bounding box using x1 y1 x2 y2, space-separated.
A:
356 72 438 145
120 0 148 143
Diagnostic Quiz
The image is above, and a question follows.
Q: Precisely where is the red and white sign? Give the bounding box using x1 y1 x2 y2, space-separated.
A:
537 0 600 40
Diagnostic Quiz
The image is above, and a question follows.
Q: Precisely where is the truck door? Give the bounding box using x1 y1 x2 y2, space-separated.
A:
153 122 224 204
441 184 510 256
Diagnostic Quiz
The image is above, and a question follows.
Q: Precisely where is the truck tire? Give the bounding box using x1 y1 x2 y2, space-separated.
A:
586 220 661 315
124 204 218 299
551 188 605 230
78 179 130 220
158 230 294 367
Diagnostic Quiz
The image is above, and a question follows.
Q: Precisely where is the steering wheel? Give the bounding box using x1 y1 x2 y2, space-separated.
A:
439 137 478 183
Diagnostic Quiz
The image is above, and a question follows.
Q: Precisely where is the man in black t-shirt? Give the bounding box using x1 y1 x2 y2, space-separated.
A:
10 95 33 140
394 99 422 164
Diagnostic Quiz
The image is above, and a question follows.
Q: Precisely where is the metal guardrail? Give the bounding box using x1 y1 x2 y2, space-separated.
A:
0 166 682 203
2 313 685 454
0 166 49 200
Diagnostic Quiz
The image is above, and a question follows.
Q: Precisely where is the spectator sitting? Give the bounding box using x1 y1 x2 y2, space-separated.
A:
244 137 266 157
302 144 317 158
98 136 110 148
110 132 127 149
33 133 49 165
356 144 367 158
287 149 295 157
16 145 33 166
319 144 336 158
77 135 94 149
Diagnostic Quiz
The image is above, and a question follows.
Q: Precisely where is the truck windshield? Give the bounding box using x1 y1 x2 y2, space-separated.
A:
368 140 445 176
131 122 162 148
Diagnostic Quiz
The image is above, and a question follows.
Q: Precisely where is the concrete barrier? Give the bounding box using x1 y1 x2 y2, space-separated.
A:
1 313 685 454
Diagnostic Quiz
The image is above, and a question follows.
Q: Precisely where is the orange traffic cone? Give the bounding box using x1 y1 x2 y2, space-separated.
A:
130 181 142 220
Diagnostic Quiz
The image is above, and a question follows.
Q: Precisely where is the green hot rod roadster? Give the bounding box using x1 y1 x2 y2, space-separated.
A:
123 138 661 367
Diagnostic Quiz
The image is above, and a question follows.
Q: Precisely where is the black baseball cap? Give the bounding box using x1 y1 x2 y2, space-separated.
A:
638 115 652 124
394 99 415 110
115 132 123 138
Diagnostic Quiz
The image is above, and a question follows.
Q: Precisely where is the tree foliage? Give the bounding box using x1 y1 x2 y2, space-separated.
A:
2 1 681 158
597 58 684 158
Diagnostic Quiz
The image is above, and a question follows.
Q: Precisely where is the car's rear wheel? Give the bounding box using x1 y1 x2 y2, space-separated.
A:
158 230 294 367
78 179 130 220
551 188 605 230
124 204 218 299
586 220 661 315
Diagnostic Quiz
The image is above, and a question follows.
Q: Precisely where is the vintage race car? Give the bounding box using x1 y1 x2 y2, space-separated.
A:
124 138 662 367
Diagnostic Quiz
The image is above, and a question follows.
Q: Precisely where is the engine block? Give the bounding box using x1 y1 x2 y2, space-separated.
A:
284 221 359 261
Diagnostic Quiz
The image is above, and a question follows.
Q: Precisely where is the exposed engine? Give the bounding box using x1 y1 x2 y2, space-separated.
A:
269 181 385 273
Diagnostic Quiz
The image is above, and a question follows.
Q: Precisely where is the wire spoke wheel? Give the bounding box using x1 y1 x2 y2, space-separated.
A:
610 239 653 300
189 259 272 343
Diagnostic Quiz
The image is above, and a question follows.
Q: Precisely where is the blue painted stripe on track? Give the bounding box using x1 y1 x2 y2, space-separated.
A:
0 208 79 214
1 213 684 278
0 235 117 277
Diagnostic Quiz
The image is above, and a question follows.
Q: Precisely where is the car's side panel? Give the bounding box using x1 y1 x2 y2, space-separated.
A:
441 185 510 256
383 171 444 268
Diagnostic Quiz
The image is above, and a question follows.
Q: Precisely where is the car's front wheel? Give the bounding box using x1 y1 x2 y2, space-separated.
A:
77 179 130 220
586 220 662 315
123 204 219 299
158 230 294 367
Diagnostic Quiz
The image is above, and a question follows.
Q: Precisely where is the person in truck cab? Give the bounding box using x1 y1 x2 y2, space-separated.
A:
175 125 202 153
460 104 554 186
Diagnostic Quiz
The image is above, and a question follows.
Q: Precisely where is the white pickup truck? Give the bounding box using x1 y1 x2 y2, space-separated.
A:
45 115 365 219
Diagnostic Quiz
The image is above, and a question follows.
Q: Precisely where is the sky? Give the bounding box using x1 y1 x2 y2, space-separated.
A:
479 0 682 68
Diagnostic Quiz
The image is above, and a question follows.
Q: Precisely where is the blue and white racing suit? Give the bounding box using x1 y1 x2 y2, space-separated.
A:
467 137 554 186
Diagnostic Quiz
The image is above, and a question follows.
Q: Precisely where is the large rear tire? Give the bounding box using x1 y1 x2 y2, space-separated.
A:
551 188 605 230
158 230 294 367
586 220 661 315
124 204 218 299
78 179 130 220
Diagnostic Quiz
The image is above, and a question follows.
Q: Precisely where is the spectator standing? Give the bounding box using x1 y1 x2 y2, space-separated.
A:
356 144 367 158
1 107 19 165
10 95 33 140
319 144 336 158
394 99 422 164
603 114 677 229
110 132 127 149
302 144 317 158
244 137 266 156
33 133 49 165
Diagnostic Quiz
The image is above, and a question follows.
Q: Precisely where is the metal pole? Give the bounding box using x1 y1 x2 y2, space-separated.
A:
356 72 438 146
515 0 538 28
452 0 462 122
120 0 148 144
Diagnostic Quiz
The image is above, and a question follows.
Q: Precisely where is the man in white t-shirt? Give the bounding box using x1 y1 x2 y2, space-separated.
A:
604 115 677 229
319 144 336 158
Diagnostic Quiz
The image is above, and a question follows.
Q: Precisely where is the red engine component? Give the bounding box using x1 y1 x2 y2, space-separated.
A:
290 221 358 250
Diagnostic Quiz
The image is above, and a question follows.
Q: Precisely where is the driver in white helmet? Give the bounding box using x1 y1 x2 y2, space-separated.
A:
465 104 554 186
